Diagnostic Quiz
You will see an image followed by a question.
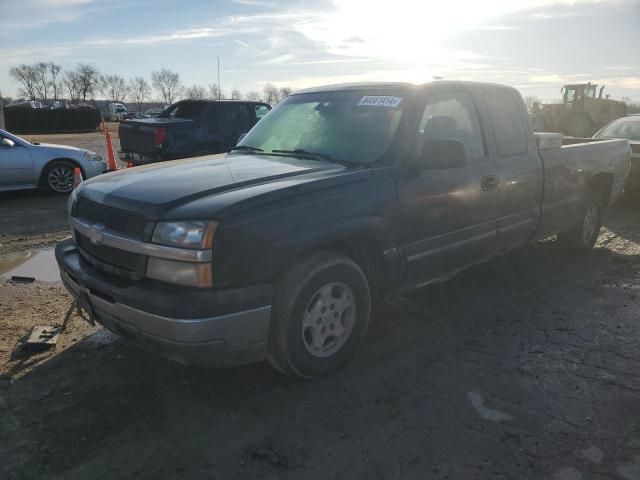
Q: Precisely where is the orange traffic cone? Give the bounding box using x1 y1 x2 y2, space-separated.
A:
104 127 118 171
73 167 83 188
126 161 134 168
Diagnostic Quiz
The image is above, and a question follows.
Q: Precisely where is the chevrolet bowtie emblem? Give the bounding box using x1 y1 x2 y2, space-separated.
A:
87 223 106 245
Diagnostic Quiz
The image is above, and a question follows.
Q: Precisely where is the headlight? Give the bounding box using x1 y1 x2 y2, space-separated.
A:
152 221 217 249
84 151 103 161
146 258 212 287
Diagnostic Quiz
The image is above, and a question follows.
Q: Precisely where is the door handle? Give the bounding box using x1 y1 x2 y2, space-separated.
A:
481 175 498 191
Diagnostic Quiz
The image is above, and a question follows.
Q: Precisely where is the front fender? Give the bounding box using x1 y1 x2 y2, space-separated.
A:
211 168 398 288
269 214 390 271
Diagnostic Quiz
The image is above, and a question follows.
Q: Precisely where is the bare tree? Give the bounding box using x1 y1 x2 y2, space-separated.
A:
100 74 129 102
245 90 261 101
76 64 100 101
33 62 51 103
278 86 292 101
185 84 207 100
9 64 38 100
63 70 82 102
48 62 62 101
208 83 224 100
129 77 151 112
152 68 183 104
262 82 279 105
230 87 242 100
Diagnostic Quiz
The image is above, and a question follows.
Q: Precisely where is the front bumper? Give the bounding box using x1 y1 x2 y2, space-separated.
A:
118 151 157 165
82 160 108 179
55 239 272 367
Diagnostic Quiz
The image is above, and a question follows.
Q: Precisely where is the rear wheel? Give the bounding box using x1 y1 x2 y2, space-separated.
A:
267 251 372 379
43 160 75 194
557 189 603 251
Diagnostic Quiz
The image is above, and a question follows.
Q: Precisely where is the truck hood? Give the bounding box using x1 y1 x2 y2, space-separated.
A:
77 153 366 220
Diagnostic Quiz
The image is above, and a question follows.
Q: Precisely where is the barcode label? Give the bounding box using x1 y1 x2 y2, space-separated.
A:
357 96 403 107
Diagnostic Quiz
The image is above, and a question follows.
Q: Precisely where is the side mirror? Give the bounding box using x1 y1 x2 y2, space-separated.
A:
418 139 466 170
237 133 247 144
1 138 15 148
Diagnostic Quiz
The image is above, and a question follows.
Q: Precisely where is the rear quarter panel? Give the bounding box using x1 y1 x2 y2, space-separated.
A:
536 138 630 237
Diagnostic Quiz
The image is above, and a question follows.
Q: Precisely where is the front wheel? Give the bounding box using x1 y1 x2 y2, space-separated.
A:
557 189 603 251
267 251 372 379
43 160 76 194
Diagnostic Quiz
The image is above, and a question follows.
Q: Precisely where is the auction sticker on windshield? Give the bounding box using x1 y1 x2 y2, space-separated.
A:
358 96 403 107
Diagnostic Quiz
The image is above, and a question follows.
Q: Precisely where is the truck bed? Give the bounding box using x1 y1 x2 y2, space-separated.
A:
535 134 630 237
119 117 194 156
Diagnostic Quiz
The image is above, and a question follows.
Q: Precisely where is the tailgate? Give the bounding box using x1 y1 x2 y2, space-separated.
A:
119 118 195 155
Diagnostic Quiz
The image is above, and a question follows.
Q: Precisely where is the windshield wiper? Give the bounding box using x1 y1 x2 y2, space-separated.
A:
230 145 264 152
270 149 360 167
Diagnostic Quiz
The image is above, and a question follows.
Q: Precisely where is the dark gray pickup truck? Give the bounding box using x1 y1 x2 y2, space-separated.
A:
118 99 271 164
56 81 631 378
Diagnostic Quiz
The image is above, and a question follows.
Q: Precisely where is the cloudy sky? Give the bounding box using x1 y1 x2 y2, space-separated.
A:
1 0 638 101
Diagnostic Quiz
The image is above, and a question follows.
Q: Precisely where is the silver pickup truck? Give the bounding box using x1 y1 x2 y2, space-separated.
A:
56 81 631 378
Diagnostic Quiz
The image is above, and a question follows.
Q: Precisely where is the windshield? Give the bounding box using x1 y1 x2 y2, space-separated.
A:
160 101 206 119
238 90 405 163
596 119 640 141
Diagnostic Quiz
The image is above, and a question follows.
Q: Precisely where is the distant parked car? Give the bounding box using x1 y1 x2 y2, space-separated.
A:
51 100 69 110
5 100 44 109
594 115 640 189
0 128 107 193
144 108 163 118
118 99 272 165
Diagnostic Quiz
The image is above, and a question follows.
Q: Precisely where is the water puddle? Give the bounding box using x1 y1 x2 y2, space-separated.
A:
0 248 61 283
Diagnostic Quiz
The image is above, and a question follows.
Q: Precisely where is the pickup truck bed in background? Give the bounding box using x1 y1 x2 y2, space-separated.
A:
58 81 631 379
118 99 271 164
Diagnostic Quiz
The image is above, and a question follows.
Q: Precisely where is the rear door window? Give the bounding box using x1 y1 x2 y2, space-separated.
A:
222 104 253 135
162 101 206 119
484 90 529 156
202 104 220 130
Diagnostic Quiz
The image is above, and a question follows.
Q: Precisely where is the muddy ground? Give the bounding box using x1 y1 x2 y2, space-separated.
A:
1 132 639 478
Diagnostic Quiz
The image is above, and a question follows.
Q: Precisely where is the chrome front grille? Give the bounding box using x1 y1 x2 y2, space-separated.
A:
76 233 142 272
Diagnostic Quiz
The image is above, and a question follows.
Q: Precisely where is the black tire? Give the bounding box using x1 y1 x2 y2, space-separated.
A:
267 251 372 379
43 160 75 194
557 189 603 252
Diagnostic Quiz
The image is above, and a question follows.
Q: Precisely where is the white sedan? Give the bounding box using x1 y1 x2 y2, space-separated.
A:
0 128 107 194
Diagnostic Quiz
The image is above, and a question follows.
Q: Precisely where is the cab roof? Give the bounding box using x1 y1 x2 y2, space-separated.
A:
294 80 519 95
